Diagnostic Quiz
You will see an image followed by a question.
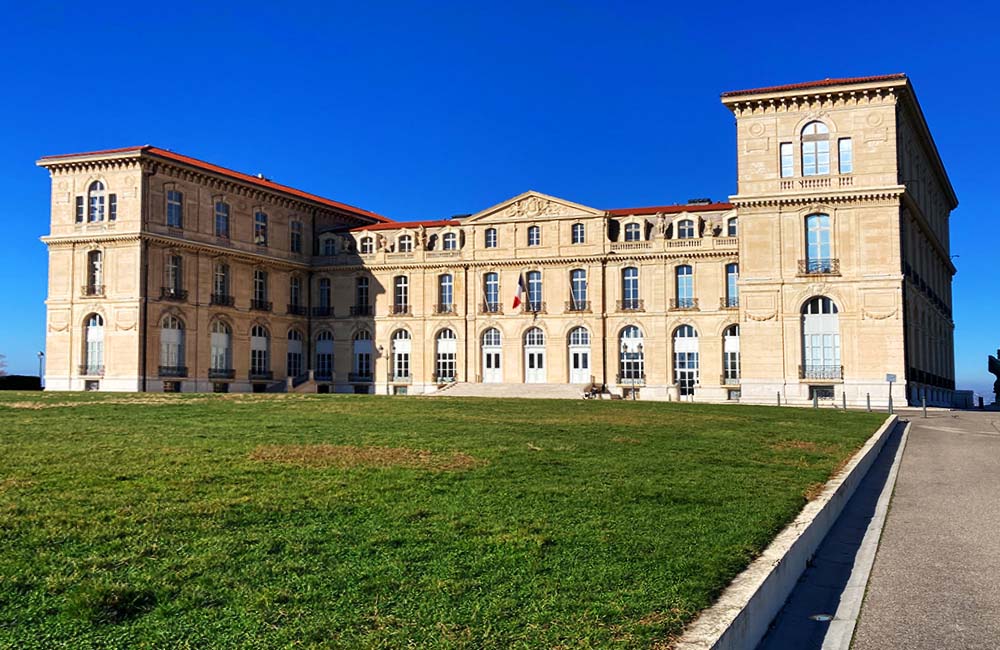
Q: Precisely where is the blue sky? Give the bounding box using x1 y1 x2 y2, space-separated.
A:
1 1 996 398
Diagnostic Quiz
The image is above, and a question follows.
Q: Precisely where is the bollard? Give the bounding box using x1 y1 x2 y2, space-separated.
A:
888 394 894 415
842 392 847 411
867 393 871 412
777 392 781 407
922 394 927 418
980 396 985 410
813 393 818 409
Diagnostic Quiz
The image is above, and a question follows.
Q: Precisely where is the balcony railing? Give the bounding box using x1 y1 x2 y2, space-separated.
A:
350 304 373 316
616 373 646 385
208 368 235 379
617 299 644 312
720 374 741 386
565 300 591 312
81 284 105 297
720 296 739 309
78 364 104 376
314 370 333 381
287 304 307 316
434 303 456 315
160 286 188 301
158 365 188 378
210 293 235 307
670 297 699 310
312 306 333 317
522 301 546 314
798 258 840 276
480 302 502 315
348 372 373 382
250 299 273 312
249 370 274 380
799 365 843 380
432 373 456 384
390 304 411 315
390 374 412 384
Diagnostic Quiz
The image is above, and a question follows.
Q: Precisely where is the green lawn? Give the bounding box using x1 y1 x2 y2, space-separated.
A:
0 392 886 649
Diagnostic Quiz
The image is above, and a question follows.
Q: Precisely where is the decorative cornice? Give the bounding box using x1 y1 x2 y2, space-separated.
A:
722 85 901 118
731 187 905 209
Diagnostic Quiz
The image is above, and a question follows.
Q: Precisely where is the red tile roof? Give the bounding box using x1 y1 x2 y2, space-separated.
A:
721 73 907 98
38 145 392 223
350 219 456 232
607 202 733 216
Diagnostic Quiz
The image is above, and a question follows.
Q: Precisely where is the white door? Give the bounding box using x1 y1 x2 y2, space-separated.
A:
525 346 546 383
569 346 590 384
483 347 502 383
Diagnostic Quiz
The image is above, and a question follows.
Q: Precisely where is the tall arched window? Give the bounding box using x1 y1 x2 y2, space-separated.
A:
88 181 105 222
621 267 640 310
677 219 695 239
526 270 543 312
527 225 541 247
210 321 232 373
801 297 841 379
287 329 304 378
86 250 103 295
435 329 457 382
160 315 186 375
438 274 454 313
353 330 373 380
624 222 641 242
619 325 644 384
250 324 270 376
569 269 587 310
483 272 500 312
484 227 498 248
805 213 833 273
482 327 502 383
83 313 104 375
392 330 412 381
675 265 694 309
316 331 334 379
723 324 740 384
725 263 739 308
801 121 830 176
673 325 699 397
571 222 585 244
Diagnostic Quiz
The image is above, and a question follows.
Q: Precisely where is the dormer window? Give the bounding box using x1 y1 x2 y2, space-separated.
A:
398 234 413 253
527 225 540 247
624 222 641 242
443 232 458 250
677 219 696 239
801 121 830 176
727 217 738 237
360 236 374 254
322 237 336 256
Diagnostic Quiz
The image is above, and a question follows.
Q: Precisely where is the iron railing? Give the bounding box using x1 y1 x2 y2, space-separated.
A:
210 293 235 306
81 284 105 297
286 304 307 316
208 368 235 379
312 306 333 317
720 296 739 309
249 370 274 380
390 304 411 315
799 365 843 380
617 299 644 312
158 365 188 377
670 297 699 310
565 300 591 312
78 364 104 376
350 304 373 316
161 286 188 301
250 299 272 312
798 258 840 276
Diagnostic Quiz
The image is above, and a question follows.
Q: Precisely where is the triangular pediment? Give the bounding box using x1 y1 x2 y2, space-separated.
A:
463 191 606 224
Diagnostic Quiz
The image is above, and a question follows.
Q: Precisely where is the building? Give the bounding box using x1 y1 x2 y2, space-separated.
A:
38 74 960 406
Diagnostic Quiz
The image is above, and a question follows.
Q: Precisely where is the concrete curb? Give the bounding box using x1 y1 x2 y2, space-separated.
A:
674 414 900 650
820 420 911 649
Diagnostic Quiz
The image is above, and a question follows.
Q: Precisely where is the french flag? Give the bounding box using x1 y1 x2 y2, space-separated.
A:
512 274 525 310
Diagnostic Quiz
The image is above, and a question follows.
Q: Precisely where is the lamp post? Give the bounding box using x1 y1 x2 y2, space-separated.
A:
37 351 44 388
377 344 385 395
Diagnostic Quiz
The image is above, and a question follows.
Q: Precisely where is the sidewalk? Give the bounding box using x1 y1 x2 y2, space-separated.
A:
852 410 1000 649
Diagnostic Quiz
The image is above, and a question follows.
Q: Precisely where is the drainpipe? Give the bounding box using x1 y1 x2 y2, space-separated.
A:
463 264 469 382
140 163 156 392
601 258 608 389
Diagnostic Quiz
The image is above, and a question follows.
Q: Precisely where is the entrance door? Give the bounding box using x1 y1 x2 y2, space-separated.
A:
482 327 502 383
523 327 546 384
567 326 591 384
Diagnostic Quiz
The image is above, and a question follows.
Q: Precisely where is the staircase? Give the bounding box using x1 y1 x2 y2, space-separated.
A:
427 382 589 400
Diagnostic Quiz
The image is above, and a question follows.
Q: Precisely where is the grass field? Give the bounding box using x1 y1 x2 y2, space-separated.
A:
0 392 886 649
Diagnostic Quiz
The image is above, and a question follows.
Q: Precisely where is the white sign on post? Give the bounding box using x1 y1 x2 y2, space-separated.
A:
886 373 897 383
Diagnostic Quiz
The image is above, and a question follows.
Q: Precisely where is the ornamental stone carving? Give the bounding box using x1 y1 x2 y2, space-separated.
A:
505 197 563 218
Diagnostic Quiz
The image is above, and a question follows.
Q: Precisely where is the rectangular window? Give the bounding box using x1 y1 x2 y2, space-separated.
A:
290 221 303 253
484 273 499 310
254 211 268 246
215 202 229 238
726 263 739 307
166 190 183 228
485 228 497 248
213 264 229 297
527 271 542 310
438 274 453 311
319 278 331 308
527 226 540 247
356 276 370 308
780 143 793 178
838 138 853 174
254 270 268 302
394 276 408 310
290 277 301 307
166 255 183 293
75 196 84 223
572 223 585 244
108 194 117 221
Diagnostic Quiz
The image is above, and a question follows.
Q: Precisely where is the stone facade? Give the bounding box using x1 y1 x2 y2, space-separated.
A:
38 74 959 406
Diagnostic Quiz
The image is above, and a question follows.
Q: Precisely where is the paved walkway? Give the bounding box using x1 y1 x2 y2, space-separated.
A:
852 410 1000 649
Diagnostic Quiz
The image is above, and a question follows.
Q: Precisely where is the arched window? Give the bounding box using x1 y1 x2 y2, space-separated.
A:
438 274 454 312
353 330 373 380
483 327 501 347
805 213 833 273
524 327 545 346
443 232 458 250
526 270 542 312
83 314 105 375
675 265 694 309
360 236 374 254
392 330 412 381
527 225 541 247
801 297 841 379
435 329 457 382
723 324 740 385
568 326 590 346
160 315 186 375
571 223 585 244
483 272 500 312
86 250 103 294
315 331 334 379
619 326 644 383
287 329 304 378
88 181 105 222
727 217 738 237
393 275 409 313
725 263 739 308
677 219 696 239
398 234 413 253
250 324 270 376
673 325 699 397
569 269 588 310
210 321 232 372
621 267 640 310
624 222 642 242
482 327 502 382
801 121 830 176
254 211 268 246
484 227 498 248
